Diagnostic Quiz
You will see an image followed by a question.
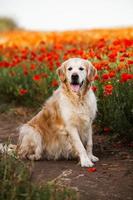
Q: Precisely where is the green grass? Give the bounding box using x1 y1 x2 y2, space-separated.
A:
0 154 77 200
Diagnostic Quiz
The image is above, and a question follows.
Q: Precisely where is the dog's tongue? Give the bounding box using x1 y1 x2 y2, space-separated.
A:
71 84 80 92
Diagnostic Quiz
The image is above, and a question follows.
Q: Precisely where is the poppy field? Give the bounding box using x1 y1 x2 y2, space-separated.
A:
0 28 133 141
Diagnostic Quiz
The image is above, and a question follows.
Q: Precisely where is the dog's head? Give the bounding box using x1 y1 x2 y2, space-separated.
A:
57 58 97 93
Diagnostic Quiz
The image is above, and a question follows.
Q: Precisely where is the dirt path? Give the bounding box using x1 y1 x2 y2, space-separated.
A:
0 110 133 200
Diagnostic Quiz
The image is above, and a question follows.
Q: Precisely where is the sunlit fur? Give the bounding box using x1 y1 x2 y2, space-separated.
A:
18 58 99 167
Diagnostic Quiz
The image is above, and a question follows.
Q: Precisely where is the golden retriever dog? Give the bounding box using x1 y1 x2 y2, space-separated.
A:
18 58 99 167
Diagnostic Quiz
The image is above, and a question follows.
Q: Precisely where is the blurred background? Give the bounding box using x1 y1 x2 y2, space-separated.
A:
0 0 133 31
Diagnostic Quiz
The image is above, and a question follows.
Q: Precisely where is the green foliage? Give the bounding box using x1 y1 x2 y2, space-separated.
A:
0 154 77 200
0 40 133 141
0 63 58 107
0 17 17 31
94 57 133 141
96 81 133 141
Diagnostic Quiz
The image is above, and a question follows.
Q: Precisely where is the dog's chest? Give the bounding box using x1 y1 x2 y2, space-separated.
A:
72 103 91 130
60 95 93 130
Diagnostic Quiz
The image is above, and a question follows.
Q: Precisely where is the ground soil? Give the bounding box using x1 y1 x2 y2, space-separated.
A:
0 108 133 200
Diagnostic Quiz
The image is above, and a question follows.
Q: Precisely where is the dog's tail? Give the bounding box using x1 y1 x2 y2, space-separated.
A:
0 143 17 156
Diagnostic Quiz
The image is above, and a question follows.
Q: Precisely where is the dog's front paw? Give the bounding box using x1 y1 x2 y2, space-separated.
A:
80 156 94 167
88 154 99 162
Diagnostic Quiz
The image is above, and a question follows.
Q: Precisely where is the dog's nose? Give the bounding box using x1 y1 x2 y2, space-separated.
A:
71 73 79 81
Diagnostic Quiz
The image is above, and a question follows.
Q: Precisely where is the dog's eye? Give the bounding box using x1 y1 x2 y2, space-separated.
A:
79 67 84 71
68 67 72 71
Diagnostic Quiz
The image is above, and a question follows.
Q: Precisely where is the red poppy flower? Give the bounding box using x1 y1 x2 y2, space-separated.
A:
33 74 41 81
120 57 125 62
19 89 28 96
91 86 97 92
94 74 99 80
104 84 113 96
23 69 28 76
124 39 133 48
51 79 58 87
89 49 95 58
97 39 105 48
113 39 121 46
30 64 36 70
102 73 110 80
120 73 133 82
108 52 117 61
108 71 115 78
104 127 110 133
88 167 97 172
93 63 102 71
122 53 129 57
128 60 133 65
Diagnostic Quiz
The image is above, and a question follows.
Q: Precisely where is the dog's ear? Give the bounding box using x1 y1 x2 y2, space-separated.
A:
86 61 97 82
56 63 66 82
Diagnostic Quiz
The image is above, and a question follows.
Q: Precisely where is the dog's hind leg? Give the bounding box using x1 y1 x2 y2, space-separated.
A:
18 124 43 160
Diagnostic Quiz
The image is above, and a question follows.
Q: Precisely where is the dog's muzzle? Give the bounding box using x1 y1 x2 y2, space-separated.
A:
70 73 83 92
71 73 79 84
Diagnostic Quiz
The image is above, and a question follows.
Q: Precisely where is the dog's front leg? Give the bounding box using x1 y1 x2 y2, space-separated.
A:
86 126 99 162
67 126 94 167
